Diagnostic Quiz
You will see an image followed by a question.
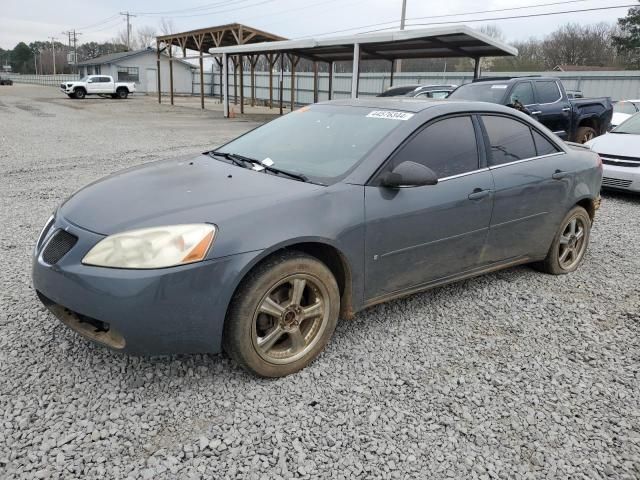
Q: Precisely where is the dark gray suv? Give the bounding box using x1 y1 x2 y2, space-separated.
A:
32 99 602 377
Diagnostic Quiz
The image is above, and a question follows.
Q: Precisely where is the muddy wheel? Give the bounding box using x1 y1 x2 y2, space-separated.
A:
575 126 596 144
223 251 340 377
74 88 86 99
536 206 591 275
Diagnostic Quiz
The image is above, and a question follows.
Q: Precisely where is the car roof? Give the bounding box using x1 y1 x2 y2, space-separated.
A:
317 98 519 114
472 76 559 84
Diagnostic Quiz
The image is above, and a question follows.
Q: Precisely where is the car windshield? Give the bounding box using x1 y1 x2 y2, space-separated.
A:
214 105 407 183
612 112 640 134
613 102 638 115
79 76 88 82
447 83 508 103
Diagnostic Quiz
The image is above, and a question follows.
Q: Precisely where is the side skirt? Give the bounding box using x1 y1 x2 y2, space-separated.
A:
362 256 536 310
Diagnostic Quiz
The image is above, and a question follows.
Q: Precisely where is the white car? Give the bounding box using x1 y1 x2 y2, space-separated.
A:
611 100 640 129
585 112 640 193
60 75 136 100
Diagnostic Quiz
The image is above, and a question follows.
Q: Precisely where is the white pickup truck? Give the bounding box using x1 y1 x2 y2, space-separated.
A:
60 75 135 99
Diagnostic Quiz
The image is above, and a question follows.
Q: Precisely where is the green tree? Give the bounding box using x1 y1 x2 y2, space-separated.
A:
612 2 640 68
11 42 33 73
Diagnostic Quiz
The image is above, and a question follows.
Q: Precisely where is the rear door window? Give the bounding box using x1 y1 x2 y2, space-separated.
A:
390 116 479 178
481 115 537 166
532 130 560 156
509 82 535 106
534 81 562 104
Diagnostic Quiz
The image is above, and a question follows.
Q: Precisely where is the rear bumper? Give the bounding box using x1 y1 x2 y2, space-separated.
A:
32 215 261 355
602 164 640 192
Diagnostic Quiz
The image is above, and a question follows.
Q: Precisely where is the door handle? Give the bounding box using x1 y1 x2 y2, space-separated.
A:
530 110 542 115
468 188 491 200
562 107 571 112
552 170 570 180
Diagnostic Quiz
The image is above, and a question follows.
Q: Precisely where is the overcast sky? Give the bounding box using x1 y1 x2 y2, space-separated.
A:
0 0 634 49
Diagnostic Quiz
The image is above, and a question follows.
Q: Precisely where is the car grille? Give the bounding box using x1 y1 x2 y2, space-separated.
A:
602 177 633 189
600 153 640 168
41 230 78 265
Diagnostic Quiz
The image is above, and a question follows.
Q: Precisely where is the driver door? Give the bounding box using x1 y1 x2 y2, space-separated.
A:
364 115 494 300
86 77 100 94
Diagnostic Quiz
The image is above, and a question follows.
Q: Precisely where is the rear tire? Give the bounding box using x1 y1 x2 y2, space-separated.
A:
575 126 596 144
535 206 591 275
74 88 86 99
223 251 340 377
116 88 128 99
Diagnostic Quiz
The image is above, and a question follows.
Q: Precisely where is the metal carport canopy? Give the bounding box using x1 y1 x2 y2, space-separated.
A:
209 25 519 117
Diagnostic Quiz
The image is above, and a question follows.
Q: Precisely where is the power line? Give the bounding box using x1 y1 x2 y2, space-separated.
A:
302 1 634 38
137 0 277 18
132 0 253 16
76 14 120 31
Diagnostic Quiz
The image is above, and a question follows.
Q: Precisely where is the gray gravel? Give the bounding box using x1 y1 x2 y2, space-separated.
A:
1 84 639 479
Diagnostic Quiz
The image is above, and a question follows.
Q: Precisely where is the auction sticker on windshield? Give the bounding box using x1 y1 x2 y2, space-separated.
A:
366 110 414 120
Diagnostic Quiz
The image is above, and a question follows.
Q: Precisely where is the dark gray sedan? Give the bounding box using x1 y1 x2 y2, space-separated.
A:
32 99 602 377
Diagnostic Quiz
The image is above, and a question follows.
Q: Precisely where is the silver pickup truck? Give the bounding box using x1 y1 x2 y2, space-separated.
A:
60 75 136 99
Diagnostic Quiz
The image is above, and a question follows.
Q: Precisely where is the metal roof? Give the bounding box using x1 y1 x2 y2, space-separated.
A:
76 47 195 67
209 25 518 61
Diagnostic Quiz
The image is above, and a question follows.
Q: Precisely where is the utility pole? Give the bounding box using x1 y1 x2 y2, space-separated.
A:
49 36 57 75
120 12 137 50
395 0 407 73
63 30 82 74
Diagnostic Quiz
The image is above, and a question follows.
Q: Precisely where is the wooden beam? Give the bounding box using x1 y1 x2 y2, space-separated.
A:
268 53 276 109
169 46 174 106
223 53 229 117
250 54 256 107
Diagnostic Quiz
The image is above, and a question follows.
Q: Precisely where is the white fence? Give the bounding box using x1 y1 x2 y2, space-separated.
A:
193 70 640 104
5 74 80 87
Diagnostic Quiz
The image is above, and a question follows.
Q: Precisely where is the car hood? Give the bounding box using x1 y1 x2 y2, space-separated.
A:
611 112 631 127
60 153 322 235
586 132 640 158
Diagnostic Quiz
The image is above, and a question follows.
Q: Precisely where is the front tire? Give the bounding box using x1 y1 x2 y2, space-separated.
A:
74 88 86 99
537 206 591 275
223 252 340 377
575 126 596 144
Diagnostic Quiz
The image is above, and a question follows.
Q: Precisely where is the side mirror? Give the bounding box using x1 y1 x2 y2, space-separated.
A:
380 161 438 188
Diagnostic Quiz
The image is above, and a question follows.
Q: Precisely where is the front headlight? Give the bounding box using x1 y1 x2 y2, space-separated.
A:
82 224 216 269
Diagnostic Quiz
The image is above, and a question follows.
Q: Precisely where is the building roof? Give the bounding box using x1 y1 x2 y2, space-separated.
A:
208 25 518 61
77 47 195 67
157 23 285 54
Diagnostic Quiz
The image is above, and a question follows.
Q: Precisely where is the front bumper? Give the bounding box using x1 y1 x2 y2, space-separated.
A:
32 215 261 355
602 164 640 192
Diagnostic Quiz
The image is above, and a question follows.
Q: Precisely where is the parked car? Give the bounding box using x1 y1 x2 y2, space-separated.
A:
447 76 613 143
585 112 640 193
378 84 457 99
60 75 135 99
0 77 13 85
32 99 602 377
611 100 640 129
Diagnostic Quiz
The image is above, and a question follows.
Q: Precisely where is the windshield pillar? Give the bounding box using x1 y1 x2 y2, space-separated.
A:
473 57 481 80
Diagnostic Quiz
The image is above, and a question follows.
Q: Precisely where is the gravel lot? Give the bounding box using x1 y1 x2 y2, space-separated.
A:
1 84 639 480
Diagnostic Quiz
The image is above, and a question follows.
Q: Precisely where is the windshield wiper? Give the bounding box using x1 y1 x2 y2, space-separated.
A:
210 151 314 183
610 131 630 134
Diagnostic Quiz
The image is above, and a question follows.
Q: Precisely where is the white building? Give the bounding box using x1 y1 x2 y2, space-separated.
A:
76 47 196 94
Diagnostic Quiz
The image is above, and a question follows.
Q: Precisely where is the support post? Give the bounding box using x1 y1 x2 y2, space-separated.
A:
290 54 296 111
279 53 284 116
169 45 174 106
313 61 318 104
473 57 481 80
351 43 360 99
223 53 229 118
157 46 162 104
239 55 244 114
328 61 333 100
250 55 256 107
268 54 274 109
233 57 238 105
389 59 395 87
199 52 205 110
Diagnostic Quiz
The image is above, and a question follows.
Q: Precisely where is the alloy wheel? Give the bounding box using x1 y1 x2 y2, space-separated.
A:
558 216 588 270
251 274 329 364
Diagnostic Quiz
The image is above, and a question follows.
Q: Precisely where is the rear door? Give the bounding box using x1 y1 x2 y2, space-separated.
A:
364 115 494 300
532 80 571 139
100 76 114 93
480 114 570 262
